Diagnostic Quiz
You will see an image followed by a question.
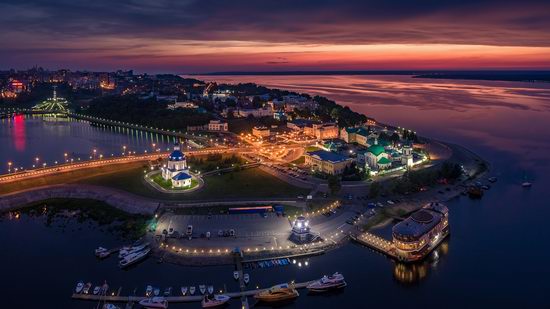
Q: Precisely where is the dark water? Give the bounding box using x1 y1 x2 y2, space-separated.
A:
2 75 550 308
0 115 175 171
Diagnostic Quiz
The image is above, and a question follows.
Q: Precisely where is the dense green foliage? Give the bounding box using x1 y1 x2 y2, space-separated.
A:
85 95 212 130
390 162 463 194
313 95 367 127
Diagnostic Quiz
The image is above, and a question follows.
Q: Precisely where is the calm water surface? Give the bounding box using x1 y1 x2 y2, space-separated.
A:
2 75 550 308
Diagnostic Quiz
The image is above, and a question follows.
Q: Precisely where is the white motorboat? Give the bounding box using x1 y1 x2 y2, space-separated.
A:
207 285 214 295
119 247 151 268
180 286 188 296
93 286 101 295
154 287 160 296
118 243 149 258
307 272 347 293
75 281 84 293
102 304 120 309
95 247 108 256
243 274 250 285
199 285 206 295
189 286 196 295
201 294 230 308
233 271 239 280
522 181 532 188
138 297 168 309
146 285 153 297
83 282 92 294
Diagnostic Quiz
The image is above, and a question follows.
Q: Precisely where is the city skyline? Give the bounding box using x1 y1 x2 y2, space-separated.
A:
1 0 550 73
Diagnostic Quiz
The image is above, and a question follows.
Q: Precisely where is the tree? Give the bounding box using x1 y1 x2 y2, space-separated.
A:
328 175 342 195
369 181 381 198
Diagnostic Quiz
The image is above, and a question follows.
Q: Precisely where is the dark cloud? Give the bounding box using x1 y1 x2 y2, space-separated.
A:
1 0 549 46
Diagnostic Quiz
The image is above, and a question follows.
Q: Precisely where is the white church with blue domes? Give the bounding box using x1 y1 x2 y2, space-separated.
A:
161 143 193 188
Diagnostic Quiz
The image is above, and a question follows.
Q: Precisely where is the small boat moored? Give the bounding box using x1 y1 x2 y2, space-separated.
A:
199 285 206 295
119 247 151 268
189 286 196 295
163 287 172 296
138 297 168 309
154 287 160 296
201 294 230 308
146 285 153 297
233 271 239 280
93 286 101 295
522 181 532 188
307 272 347 293
243 273 250 285
207 285 214 295
83 282 92 294
75 281 84 293
180 286 188 296
103 304 120 309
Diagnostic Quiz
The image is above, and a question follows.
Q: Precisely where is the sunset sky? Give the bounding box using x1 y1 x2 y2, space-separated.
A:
1 0 549 73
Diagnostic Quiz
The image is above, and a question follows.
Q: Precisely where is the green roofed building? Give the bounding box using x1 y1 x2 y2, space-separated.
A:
366 140 391 170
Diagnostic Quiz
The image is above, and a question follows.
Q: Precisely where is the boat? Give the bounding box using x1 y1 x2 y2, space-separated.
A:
254 283 299 303
119 247 151 268
199 285 206 295
207 285 214 295
233 271 239 280
180 286 188 296
243 273 250 285
101 282 109 295
488 177 497 183
75 281 84 293
201 294 230 308
189 286 196 295
154 287 160 296
138 297 168 309
118 243 149 258
522 181 532 188
467 186 483 198
95 247 108 257
103 304 120 309
83 282 92 294
163 287 172 296
307 272 347 293
93 286 101 295
146 285 153 297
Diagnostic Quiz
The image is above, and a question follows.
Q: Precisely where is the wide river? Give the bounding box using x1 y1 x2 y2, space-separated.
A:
2 75 550 308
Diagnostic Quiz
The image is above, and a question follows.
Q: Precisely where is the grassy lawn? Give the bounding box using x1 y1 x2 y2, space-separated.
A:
79 166 309 200
150 173 199 190
289 156 305 165
0 162 147 195
305 146 321 152
187 153 245 173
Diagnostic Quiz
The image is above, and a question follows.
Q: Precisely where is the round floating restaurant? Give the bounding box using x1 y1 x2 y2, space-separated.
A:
392 202 449 261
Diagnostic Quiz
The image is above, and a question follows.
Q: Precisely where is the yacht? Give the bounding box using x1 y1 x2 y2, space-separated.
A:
180 286 188 296
254 283 299 303
93 286 101 295
138 297 168 309
201 294 230 308
307 272 347 293
75 281 84 293
207 285 214 295
189 286 196 295
243 273 250 285
118 243 149 259
522 181 532 188
199 285 206 295
233 271 239 280
95 247 108 257
119 247 151 268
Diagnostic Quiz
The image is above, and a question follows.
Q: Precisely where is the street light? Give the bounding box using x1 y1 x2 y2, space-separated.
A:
8 161 12 173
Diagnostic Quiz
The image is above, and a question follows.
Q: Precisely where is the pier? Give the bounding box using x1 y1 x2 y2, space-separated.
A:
350 232 397 258
71 280 315 303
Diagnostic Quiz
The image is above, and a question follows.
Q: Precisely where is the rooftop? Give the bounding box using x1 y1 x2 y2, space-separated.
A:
307 150 350 163
172 172 192 181
393 203 448 240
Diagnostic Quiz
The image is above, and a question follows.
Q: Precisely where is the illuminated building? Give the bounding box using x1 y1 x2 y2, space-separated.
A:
304 150 353 175
161 143 192 188
32 86 69 112
392 202 449 261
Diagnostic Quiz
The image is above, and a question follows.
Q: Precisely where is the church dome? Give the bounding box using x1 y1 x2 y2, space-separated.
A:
169 150 185 161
